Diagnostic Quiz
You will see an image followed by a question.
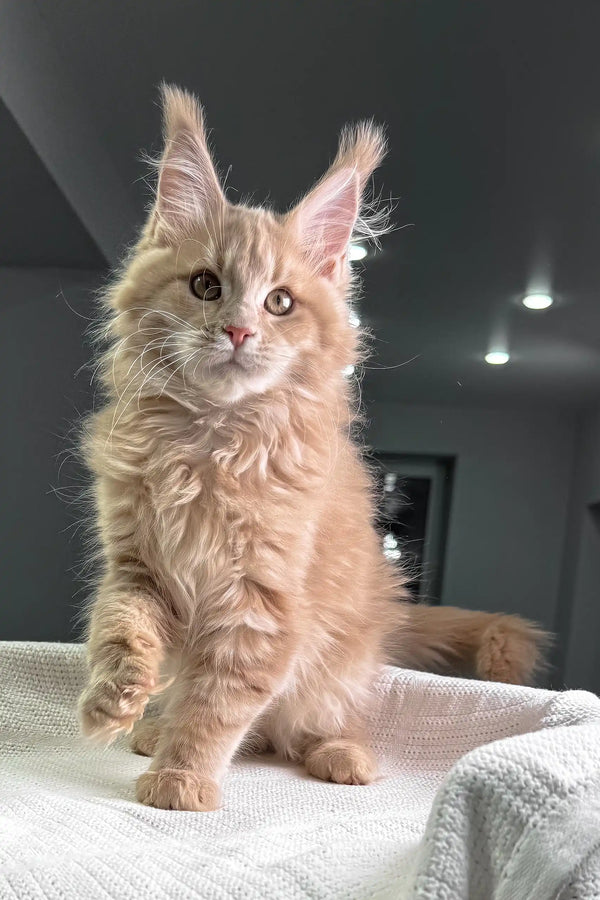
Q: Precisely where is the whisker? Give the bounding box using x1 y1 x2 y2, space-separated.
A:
362 353 422 371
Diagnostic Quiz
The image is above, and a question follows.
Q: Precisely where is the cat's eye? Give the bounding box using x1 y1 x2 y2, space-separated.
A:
264 288 294 316
190 270 222 301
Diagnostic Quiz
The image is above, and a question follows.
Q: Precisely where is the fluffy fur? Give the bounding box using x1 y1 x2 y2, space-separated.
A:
78 86 548 811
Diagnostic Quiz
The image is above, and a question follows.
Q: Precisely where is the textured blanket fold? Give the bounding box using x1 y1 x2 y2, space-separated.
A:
1 642 599 899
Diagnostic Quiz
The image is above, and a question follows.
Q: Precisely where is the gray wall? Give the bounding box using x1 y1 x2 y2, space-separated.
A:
0 267 100 640
559 406 600 692
367 402 576 637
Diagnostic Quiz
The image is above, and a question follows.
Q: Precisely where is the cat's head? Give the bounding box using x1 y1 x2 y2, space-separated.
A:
106 86 388 406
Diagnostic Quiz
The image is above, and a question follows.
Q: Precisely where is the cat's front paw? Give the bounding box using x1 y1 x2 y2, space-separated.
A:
79 660 155 743
136 768 221 811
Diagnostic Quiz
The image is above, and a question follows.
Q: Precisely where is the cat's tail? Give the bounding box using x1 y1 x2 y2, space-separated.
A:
385 603 551 685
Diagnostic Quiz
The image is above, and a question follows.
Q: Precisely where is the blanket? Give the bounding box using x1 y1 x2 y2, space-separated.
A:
1 642 599 899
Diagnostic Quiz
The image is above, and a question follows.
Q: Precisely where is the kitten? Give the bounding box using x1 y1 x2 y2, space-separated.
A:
78 86 547 811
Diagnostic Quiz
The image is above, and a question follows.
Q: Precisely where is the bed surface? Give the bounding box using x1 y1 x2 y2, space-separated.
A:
1 641 599 899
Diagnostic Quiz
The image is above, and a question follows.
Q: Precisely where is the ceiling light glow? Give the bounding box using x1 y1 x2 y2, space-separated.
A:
348 311 361 328
485 351 510 366
349 243 368 262
383 533 398 550
384 547 402 561
523 293 553 310
384 473 397 493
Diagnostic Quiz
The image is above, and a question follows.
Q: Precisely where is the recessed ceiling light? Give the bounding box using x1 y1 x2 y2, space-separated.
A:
342 364 355 377
349 243 368 262
485 351 510 366
523 293 553 310
348 311 361 328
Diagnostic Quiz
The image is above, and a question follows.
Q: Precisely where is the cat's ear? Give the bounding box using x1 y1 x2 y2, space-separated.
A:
153 84 224 235
290 122 387 279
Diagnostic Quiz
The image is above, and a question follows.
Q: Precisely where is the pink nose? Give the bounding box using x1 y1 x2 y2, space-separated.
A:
224 325 254 349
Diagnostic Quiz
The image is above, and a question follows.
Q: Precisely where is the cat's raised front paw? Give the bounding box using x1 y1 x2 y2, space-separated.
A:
136 768 221 811
79 660 155 743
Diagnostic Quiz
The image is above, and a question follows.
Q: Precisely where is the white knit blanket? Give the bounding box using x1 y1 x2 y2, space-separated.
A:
2 643 600 900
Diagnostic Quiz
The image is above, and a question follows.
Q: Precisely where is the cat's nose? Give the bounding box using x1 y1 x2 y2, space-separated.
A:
224 325 254 349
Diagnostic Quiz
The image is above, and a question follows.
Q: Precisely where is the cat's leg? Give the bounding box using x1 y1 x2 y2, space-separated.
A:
237 717 275 756
130 692 170 756
269 680 378 785
78 574 168 742
303 722 377 786
266 673 377 784
130 715 163 757
136 593 293 811
135 668 286 810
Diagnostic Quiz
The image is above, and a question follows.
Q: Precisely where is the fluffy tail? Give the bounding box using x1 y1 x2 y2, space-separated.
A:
385 603 551 685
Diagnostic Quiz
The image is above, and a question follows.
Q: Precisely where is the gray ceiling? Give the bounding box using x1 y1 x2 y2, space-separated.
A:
2 0 600 409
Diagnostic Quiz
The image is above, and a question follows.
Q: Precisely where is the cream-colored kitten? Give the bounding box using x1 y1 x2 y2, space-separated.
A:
78 86 547 811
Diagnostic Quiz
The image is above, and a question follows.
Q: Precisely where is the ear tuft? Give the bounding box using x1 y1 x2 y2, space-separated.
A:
160 84 207 142
154 84 224 234
332 121 387 193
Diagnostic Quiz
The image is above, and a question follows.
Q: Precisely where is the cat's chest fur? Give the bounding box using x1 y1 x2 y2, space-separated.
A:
133 403 318 615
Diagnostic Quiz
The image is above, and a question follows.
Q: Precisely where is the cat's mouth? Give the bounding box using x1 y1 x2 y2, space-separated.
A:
209 346 258 374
